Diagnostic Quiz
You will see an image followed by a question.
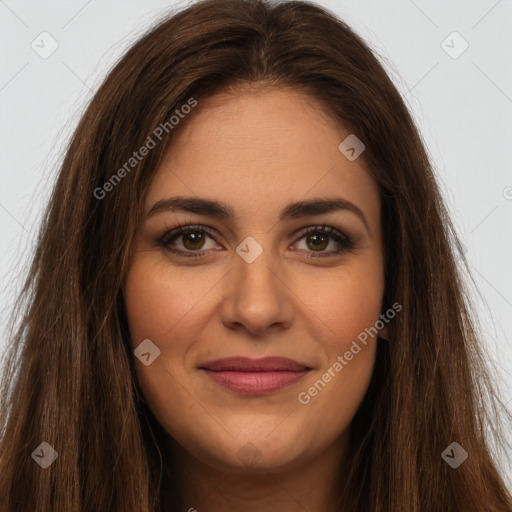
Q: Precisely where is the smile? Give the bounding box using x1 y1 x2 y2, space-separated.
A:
199 356 312 395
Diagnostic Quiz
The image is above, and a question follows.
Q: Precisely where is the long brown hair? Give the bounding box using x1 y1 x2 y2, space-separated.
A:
0 0 510 510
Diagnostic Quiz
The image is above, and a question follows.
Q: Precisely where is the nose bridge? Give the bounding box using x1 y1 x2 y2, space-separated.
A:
233 232 277 287
220 239 294 334
236 247 278 294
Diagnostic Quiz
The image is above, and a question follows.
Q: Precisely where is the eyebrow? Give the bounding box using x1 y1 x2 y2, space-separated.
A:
145 196 371 234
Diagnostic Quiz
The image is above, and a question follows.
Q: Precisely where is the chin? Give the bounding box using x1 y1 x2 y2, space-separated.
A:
173 424 308 473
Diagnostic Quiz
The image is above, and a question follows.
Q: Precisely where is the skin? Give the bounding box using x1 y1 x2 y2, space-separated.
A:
123 86 388 511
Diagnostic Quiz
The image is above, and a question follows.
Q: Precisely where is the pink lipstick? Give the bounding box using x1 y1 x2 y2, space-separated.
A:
199 356 311 395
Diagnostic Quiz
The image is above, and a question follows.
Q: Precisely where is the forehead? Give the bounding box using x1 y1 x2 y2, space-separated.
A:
145 87 380 231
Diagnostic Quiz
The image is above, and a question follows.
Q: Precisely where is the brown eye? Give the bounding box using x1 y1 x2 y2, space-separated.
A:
159 224 220 258
305 232 329 251
158 223 355 260
181 231 206 250
292 225 355 257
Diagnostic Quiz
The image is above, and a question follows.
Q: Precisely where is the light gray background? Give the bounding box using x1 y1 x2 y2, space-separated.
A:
1 0 511 485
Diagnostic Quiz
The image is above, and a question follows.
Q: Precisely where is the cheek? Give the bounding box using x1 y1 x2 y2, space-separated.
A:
122 257 199 392
296 341 377 454
292 262 382 427
122 257 215 439
123 256 218 346
294 285 380 443
293 258 384 350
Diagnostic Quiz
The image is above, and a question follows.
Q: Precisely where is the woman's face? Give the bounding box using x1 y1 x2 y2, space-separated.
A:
124 87 386 473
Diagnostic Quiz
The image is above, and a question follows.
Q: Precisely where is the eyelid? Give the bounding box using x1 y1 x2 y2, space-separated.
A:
159 223 219 246
158 222 355 258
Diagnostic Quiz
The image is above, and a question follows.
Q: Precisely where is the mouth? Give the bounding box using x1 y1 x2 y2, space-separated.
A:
199 356 312 395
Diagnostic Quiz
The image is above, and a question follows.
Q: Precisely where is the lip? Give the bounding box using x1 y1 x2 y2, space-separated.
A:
200 356 311 372
199 356 312 395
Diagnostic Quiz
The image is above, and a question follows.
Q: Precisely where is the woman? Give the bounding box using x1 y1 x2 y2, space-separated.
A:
0 0 510 510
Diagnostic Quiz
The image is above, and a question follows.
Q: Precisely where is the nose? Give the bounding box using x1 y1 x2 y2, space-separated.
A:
219 247 295 337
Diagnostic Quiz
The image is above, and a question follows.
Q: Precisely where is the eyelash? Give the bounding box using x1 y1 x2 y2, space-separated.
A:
157 221 356 260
